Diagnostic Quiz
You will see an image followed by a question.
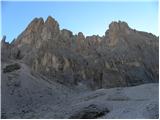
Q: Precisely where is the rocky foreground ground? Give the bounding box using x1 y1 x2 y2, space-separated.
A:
1 61 159 119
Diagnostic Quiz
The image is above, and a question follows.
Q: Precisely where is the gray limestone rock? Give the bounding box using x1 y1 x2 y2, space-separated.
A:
1 16 159 89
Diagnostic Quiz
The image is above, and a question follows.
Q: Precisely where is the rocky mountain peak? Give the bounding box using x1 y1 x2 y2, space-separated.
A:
45 16 57 24
1 36 11 61
106 21 131 46
26 17 44 32
1 36 10 49
61 29 73 38
44 16 59 31
108 21 130 32
11 17 44 47
40 16 60 40
1 35 6 43
78 32 85 40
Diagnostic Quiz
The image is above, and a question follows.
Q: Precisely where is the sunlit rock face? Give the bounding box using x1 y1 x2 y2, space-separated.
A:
2 16 159 89
106 21 131 46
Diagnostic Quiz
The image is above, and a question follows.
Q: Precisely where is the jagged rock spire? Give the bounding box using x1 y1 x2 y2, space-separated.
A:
105 21 131 46
107 21 131 37
1 35 7 45
44 16 60 33
78 32 85 40
27 17 44 31
109 21 129 31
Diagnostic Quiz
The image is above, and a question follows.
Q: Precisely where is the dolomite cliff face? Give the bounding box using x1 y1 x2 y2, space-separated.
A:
2 16 159 89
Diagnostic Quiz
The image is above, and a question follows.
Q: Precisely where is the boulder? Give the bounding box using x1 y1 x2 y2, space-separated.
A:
69 104 109 119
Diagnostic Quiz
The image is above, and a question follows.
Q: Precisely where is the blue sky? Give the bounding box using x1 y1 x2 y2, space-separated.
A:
1 0 158 42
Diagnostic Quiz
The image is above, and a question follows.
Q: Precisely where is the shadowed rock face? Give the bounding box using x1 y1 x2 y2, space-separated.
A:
1 16 159 89
1 36 11 62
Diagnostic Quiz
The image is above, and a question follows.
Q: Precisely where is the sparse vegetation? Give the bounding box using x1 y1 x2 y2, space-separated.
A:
3 63 21 73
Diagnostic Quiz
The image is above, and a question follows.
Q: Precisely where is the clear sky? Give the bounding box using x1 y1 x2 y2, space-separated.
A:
1 0 158 42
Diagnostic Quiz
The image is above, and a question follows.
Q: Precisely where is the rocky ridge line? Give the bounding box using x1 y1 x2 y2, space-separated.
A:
1 16 159 89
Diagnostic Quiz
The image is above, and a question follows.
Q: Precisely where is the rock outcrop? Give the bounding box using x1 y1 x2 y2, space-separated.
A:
1 36 11 62
1 16 159 89
69 104 109 119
